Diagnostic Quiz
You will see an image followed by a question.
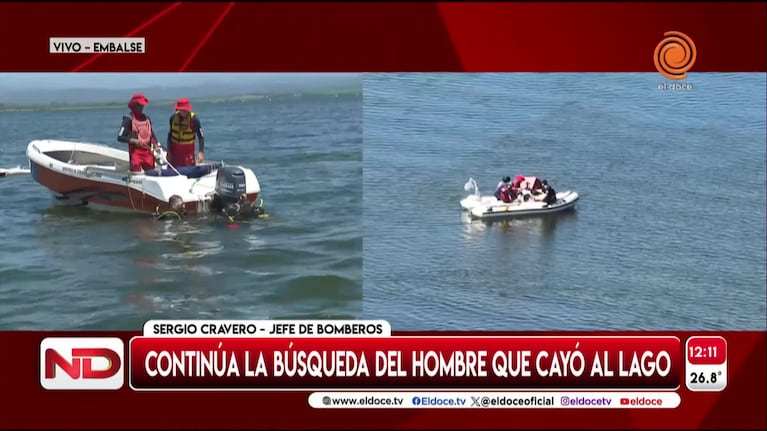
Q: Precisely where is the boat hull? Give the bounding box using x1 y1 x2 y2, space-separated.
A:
461 191 579 220
27 139 260 215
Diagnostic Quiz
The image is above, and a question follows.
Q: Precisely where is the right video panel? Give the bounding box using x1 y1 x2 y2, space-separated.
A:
362 72 767 331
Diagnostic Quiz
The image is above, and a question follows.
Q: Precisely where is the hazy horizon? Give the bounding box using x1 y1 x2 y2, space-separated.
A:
0 73 361 106
0 73 359 89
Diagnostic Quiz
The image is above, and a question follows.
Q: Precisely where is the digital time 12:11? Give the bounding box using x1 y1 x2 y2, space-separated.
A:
689 345 717 358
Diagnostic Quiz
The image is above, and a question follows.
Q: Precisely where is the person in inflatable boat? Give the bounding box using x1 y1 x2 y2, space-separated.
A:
542 179 557 205
494 176 511 200
495 181 517 203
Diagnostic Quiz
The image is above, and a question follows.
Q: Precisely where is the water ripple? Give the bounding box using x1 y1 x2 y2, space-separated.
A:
363 73 766 331
0 94 363 329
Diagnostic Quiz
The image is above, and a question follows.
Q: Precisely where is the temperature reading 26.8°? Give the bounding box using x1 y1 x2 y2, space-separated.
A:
685 336 727 392
689 371 722 385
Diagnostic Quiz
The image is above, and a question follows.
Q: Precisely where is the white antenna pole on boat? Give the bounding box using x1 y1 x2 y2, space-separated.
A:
464 177 479 197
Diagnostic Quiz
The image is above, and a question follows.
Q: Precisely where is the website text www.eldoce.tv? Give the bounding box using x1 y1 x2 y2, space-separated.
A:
307 392 680 409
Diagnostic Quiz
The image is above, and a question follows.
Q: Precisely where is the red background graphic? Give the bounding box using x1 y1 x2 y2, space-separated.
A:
128 336 681 389
0 2 764 72
0 0 765 429
1 331 765 429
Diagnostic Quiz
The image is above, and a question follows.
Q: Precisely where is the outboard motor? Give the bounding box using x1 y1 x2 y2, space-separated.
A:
211 166 248 218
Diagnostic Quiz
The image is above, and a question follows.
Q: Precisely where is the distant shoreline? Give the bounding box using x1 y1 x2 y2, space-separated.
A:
0 86 361 113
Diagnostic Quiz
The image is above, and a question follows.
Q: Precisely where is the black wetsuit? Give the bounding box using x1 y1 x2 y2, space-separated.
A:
211 195 265 221
544 186 557 205
153 210 183 221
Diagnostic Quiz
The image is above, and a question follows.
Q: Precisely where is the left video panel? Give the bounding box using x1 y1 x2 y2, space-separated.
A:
0 72 363 329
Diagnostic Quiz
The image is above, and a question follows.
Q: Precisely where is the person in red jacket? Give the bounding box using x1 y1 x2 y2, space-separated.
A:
117 93 160 172
167 98 205 167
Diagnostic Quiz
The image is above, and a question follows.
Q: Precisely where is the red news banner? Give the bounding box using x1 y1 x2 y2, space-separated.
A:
127 322 681 390
22 318 766 429
41 319 716 395
26 319 766 427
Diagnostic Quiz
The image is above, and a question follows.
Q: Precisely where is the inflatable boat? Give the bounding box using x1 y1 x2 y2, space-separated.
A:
460 176 579 220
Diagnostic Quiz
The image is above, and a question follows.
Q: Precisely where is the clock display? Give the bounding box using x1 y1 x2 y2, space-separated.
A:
685 336 727 392
686 336 726 365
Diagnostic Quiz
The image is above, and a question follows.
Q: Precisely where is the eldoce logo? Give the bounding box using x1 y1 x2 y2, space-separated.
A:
40 337 125 390
654 31 697 80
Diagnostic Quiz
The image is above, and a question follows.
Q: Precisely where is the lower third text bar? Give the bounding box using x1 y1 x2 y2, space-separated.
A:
308 391 680 409
49 38 145 54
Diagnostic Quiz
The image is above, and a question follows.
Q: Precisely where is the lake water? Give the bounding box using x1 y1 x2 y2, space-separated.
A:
0 93 363 329
362 73 767 331
2 74 764 332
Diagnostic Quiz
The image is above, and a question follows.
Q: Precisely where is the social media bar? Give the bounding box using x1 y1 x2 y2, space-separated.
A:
308 391 681 409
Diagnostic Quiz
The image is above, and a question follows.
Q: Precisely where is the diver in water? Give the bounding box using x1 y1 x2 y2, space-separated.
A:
151 194 269 223
152 195 187 220
207 165 269 224
150 167 268 224
210 193 268 223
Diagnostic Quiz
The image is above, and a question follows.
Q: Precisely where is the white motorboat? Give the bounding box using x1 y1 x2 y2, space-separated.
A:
460 176 579 220
26 139 261 215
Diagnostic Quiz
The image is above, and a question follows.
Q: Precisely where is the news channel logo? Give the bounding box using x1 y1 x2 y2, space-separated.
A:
40 337 125 390
654 31 696 91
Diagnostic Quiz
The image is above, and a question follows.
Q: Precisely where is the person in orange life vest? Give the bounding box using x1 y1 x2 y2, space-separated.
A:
117 93 160 172
167 98 205 167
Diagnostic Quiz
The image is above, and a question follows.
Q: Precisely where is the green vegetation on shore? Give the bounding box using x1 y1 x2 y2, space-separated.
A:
0 86 362 113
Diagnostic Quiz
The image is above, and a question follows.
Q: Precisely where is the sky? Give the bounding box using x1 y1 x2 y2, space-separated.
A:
0 73 360 90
